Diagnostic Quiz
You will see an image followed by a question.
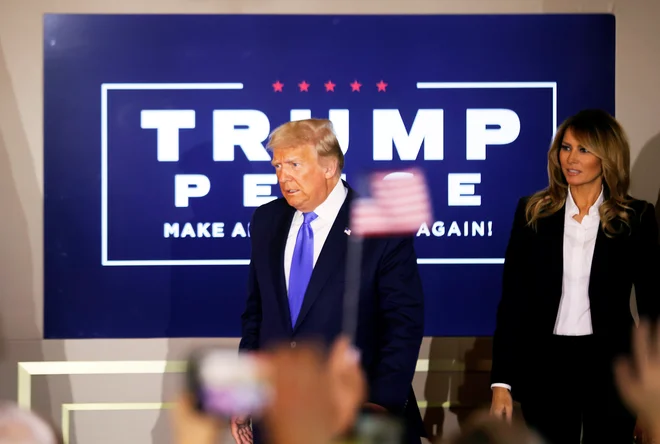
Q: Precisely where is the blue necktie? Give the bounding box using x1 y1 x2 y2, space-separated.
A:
288 212 318 327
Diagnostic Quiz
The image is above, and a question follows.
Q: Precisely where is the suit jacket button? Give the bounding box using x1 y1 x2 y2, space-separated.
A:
290 341 296 348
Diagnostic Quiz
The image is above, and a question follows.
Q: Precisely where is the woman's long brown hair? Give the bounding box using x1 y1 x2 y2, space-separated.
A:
525 109 634 237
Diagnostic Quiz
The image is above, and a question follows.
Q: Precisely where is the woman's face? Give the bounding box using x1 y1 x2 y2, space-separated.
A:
558 128 603 188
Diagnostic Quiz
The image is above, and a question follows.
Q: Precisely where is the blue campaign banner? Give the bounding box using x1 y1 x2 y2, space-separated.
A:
43 14 614 338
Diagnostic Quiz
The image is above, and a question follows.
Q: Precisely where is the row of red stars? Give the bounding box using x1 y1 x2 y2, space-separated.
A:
272 80 388 92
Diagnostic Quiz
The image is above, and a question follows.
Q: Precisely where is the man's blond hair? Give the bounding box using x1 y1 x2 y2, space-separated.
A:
266 119 344 175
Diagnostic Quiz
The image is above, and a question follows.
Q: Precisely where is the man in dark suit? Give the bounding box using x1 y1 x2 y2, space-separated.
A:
234 118 425 444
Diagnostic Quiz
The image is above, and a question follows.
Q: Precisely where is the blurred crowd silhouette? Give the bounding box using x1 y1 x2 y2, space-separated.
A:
4 320 660 444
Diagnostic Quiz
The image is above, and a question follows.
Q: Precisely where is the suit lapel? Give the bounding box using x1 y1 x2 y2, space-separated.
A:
293 189 352 332
542 205 566 313
588 225 610 304
270 205 296 334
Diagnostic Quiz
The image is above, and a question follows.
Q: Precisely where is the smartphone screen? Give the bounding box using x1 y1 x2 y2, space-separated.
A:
355 413 404 444
187 348 271 419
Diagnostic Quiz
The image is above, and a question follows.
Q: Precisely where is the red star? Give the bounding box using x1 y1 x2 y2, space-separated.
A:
376 80 388 92
272 80 283 92
298 80 310 92
324 80 336 92
350 80 362 92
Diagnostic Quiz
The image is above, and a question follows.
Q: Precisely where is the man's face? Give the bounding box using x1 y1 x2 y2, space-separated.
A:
271 145 335 213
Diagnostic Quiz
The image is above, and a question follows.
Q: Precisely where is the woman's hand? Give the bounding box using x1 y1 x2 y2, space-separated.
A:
490 387 513 423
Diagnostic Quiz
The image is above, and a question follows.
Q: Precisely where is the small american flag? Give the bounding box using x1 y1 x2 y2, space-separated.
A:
350 168 433 237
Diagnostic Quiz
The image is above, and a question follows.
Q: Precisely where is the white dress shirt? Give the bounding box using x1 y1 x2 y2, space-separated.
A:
284 180 348 291
553 186 603 335
491 187 604 391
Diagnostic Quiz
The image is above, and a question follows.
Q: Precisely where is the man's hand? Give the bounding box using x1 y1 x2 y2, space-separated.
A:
328 337 367 435
261 336 366 444
263 342 334 444
171 394 224 444
615 320 660 441
230 416 253 444
490 387 513 423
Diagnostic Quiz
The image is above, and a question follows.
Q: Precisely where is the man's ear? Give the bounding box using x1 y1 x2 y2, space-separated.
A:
323 158 338 179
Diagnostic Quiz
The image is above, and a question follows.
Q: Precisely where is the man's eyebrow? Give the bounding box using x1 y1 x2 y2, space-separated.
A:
271 157 300 165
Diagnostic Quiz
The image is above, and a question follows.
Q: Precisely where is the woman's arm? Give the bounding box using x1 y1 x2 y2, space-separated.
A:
633 202 660 323
491 197 530 388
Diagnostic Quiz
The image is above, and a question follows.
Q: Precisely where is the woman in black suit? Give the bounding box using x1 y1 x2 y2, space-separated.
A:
489 109 660 444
